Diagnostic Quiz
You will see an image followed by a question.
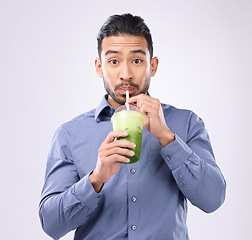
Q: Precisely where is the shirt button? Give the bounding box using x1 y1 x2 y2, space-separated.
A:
179 181 184 186
131 196 137 202
130 168 136 174
131 225 137 231
165 156 171 161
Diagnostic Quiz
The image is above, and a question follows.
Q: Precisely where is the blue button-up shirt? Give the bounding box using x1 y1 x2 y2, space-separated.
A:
39 95 226 240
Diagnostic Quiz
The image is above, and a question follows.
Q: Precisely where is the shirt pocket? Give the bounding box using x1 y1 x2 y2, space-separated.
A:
147 145 173 181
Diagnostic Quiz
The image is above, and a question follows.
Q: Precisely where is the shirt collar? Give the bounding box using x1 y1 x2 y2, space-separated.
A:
95 94 116 122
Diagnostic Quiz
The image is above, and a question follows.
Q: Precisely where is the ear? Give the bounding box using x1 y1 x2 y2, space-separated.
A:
95 57 103 78
150 57 159 77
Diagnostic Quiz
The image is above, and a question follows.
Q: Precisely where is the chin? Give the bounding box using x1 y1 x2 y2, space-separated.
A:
114 96 126 105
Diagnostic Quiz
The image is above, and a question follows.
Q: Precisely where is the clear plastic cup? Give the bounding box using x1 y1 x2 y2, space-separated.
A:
111 105 144 164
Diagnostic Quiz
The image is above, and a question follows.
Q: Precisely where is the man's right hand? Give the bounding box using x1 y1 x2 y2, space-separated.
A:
89 131 136 192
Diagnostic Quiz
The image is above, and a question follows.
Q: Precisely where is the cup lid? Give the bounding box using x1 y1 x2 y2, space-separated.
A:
115 104 140 113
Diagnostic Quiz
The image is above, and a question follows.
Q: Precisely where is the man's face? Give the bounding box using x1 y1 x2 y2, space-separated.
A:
95 34 158 109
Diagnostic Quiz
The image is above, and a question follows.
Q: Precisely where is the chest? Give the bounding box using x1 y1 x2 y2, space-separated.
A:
70 121 113 177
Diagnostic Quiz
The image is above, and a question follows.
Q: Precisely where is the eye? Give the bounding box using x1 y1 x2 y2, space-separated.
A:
133 59 143 64
109 59 119 65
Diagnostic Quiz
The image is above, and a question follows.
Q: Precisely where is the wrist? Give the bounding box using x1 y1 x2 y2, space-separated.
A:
158 129 175 147
89 171 104 193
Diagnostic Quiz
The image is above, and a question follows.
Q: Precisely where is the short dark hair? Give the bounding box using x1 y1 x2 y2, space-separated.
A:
97 13 153 59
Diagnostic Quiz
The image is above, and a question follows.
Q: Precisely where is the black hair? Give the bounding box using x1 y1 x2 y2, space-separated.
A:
97 13 153 59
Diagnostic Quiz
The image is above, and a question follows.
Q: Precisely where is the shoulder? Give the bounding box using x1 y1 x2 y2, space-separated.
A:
161 103 204 128
161 103 207 141
57 109 96 133
161 103 195 118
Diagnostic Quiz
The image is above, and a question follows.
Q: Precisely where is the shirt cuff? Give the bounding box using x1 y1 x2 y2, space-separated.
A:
73 172 103 212
160 134 193 171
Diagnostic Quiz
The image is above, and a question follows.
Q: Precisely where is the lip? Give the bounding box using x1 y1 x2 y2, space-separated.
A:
119 87 135 95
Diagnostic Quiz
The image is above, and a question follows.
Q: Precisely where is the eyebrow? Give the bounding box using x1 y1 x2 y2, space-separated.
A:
105 50 120 55
131 49 146 55
105 49 146 56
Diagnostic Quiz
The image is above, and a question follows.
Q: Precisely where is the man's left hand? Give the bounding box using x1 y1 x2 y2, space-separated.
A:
127 94 175 147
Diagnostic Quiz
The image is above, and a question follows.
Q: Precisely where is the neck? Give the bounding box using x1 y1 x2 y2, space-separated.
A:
107 95 122 109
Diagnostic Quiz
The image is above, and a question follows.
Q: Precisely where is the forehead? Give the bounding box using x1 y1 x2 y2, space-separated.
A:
101 35 148 55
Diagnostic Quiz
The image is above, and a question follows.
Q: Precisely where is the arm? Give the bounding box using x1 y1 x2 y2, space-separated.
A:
39 127 135 239
161 112 226 213
39 127 102 239
127 95 226 213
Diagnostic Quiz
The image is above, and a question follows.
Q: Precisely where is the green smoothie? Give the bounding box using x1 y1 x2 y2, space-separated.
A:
111 107 144 164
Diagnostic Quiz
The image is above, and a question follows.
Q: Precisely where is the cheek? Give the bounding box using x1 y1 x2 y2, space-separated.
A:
102 66 118 79
136 67 150 79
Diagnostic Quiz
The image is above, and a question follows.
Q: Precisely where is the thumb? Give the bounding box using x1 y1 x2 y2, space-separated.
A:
127 95 138 104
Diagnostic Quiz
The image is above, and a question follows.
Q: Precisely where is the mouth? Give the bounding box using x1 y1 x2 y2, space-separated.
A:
118 86 136 95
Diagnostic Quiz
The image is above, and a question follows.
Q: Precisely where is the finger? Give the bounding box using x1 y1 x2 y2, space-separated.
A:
138 98 161 116
127 94 149 108
139 102 157 117
128 94 156 110
138 96 159 108
104 131 128 144
105 146 135 157
128 93 151 102
126 95 139 104
106 154 131 164
110 139 136 149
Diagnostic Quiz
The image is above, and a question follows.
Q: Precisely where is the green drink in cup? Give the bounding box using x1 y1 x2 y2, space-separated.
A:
111 104 144 164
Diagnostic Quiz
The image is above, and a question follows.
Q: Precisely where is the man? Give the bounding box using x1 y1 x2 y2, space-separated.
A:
39 13 226 240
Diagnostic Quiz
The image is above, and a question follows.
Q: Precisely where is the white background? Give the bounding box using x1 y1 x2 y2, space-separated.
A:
1 0 251 239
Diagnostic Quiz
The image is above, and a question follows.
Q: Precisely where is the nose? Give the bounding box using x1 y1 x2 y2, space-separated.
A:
120 62 133 81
